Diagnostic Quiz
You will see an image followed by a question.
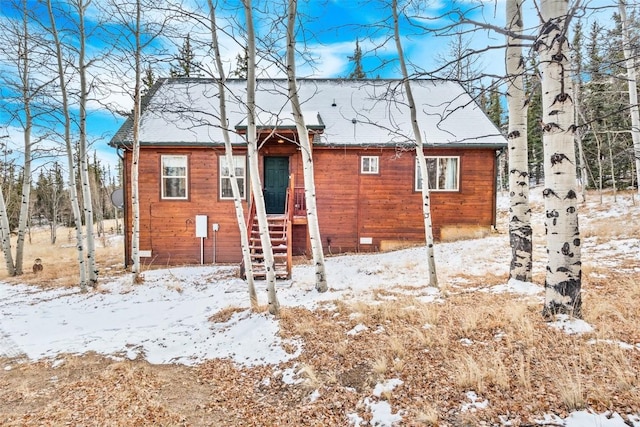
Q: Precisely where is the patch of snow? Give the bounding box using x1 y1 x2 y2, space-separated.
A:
280 366 303 385
460 338 474 346
364 397 403 426
627 414 640 426
488 278 543 296
587 339 637 351
373 378 403 398
347 412 365 426
548 314 595 335
461 391 489 412
346 323 368 336
536 410 640 426
308 389 321 403
0 270 302 366
51 358 65 369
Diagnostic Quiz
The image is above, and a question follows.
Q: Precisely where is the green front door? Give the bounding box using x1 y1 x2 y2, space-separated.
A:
264 156 289 214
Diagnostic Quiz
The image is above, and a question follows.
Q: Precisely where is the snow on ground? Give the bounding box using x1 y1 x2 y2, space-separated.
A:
1 191 639 426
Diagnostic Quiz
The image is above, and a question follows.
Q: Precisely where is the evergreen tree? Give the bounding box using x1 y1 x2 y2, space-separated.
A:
347 40 366 79
580 17 635 191
525 61 543 184
170 34 201 78
142 64 156 94
232 47 248 78
486 82 504 130
33 163 67 243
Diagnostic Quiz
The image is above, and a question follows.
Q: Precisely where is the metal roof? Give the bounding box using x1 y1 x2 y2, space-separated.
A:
110 78 507 149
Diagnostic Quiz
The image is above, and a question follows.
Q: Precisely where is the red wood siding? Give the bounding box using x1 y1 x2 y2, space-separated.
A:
123 147 248 266
121 143 497 266
312 147 497 253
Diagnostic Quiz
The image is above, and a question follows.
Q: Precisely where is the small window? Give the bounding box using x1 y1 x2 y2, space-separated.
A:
161 155 188 199
220 155 246 200
415 156 459 191
361 156 379 174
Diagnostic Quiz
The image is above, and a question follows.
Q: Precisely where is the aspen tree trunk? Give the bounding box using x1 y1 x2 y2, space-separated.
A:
208 0 257 308
618 0 640 195
506 0 532 282
14 122 31 276
77 0 98 286
130 0 143 282
13 0 33 276
538 0 582 318
607 131 617 201
243 0 279 316
594 131 603 202
14 143 31 276
47 0 88 289
392 0 437 287
285 0 328 292
0 190 14 276
572 85 588 202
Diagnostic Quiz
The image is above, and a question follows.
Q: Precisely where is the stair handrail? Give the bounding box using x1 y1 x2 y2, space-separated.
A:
242 193 257 277
284 174 294 279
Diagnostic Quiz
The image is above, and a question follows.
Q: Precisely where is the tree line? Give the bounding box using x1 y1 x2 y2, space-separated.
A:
461 7 640 195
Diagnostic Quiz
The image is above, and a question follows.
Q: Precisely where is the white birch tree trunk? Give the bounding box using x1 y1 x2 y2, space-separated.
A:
392 0 437 287
285 0 328 293
47 0 88 289
208 0 257 308
0 189 15 276
14 111 31 276
618 0 640 196
538 0 582 318
506 0 532 282
77 0 98 287
13 0 33 276
130 0 143 283
243 0 279 316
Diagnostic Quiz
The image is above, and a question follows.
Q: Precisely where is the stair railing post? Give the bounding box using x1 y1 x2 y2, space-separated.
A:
285 174 294 279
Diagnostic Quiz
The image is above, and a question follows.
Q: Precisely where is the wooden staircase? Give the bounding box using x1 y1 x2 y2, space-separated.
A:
248 215 291 279
244 175 295 280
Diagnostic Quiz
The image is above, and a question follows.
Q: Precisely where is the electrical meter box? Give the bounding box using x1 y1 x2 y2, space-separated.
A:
195 215 208 238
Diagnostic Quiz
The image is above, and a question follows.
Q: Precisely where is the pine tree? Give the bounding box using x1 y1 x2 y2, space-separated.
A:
142 64 156 94
347 40 366 79
232 47 248 78
170 34 201 78
525 61 543 185
486 83 504 130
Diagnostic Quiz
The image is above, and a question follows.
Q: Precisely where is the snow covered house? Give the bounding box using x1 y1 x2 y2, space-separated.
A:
110 78 507 274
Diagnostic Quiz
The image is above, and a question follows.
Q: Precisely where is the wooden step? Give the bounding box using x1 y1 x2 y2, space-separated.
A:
250 267 290 279
250 253 288 260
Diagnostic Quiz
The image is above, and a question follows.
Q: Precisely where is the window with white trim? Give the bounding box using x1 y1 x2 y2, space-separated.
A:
161 155 188 199
360 156 379 174
415 156 459 191
220 155 246 200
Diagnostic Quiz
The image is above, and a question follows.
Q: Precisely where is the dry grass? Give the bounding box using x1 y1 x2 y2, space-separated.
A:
0 220 125 287
1 190 639 426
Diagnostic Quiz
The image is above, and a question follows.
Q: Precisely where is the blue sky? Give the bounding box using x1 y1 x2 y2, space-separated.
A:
0 0 618 180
